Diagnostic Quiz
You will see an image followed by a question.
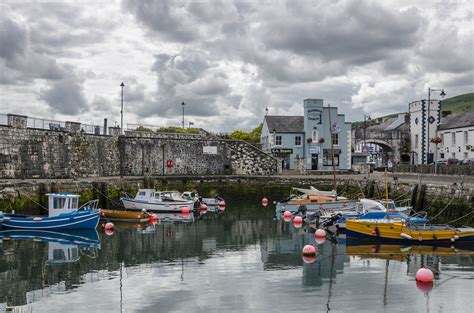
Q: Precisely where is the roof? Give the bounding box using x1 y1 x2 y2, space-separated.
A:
264 116 304 133
438 111 474 130
367 114 408 132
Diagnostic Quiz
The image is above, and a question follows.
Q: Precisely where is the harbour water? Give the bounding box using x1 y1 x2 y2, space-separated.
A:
1 200 473 312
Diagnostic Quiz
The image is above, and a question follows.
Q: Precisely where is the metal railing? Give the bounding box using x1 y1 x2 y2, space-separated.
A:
27 117 66 131
0 114 7 126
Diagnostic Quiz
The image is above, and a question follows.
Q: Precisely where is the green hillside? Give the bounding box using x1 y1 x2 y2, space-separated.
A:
441 92 474 113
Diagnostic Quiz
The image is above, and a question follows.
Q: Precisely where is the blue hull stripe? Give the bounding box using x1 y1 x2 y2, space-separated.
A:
2 211 100 230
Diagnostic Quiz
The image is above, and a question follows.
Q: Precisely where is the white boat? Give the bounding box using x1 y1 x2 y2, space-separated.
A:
182 191 226 207
121 189 195 212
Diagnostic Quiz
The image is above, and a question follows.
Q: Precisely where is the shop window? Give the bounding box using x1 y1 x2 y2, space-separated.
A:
323 153 339 166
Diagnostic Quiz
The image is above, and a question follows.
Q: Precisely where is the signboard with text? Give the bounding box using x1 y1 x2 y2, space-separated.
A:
203 146 218 155
309 145 320 154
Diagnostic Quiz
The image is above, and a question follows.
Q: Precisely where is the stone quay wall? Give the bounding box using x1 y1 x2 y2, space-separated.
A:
395 164 474 176
0 114 278 179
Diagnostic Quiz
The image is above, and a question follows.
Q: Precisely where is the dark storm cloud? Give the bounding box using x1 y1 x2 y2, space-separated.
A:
122 0 198 42
40 77 89 115
258 2 421 65
0 14 27 61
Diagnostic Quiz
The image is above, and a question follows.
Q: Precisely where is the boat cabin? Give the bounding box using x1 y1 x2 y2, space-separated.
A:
47 193 80 217
134 189 186 202
47 242 80 265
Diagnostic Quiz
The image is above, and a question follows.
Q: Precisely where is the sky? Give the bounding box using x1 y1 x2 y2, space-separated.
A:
0 0 472 132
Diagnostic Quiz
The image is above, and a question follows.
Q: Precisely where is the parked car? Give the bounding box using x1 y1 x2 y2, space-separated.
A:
447 158 460 165
460 158 474 165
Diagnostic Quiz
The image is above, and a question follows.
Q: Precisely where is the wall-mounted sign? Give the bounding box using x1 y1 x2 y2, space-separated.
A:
309 145 320 154
271 148 293 154
307 109 322 123
203 146 218 155
323 149 341 155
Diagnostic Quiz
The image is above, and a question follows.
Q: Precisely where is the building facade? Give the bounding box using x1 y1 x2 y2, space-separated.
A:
437 111 474 161
409 99 441 164
261 99 351 171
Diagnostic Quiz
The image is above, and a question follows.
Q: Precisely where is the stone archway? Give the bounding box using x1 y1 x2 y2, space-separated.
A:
354 139 395 167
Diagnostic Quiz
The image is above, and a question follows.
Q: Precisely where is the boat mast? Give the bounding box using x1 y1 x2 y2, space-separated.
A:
385 168 389 218
328 104 337 193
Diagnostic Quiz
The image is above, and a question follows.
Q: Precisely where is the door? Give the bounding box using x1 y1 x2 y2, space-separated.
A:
311 154 318 170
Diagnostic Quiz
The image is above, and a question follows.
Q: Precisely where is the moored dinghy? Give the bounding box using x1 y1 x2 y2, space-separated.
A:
2 193 100 230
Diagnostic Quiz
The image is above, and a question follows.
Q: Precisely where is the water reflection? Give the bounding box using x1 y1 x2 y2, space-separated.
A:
0 205 473 312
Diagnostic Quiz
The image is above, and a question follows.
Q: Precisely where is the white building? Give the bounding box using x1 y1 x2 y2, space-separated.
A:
409 99 441 164
437 111 474 161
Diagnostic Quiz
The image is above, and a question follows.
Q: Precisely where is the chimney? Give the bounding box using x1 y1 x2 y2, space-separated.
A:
103 118 108 135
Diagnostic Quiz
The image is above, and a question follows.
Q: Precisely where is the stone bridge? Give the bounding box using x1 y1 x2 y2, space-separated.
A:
352 113 411 164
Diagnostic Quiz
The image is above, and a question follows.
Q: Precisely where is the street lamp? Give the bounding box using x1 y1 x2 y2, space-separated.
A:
363 115 371 153
120 82 125 135
181 102 185 129
426 88 446 164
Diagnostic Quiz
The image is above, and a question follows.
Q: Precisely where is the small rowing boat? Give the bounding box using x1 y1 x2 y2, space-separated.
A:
101 209 151 223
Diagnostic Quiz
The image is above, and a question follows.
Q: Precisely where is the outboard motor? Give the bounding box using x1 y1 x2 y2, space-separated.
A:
321 213 343 228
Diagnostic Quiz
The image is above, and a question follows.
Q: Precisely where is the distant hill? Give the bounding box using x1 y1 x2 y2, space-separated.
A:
352 92 474 129
441 92 474 113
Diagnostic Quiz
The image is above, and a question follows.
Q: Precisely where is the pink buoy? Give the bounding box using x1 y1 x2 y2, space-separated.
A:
105 228 114 236
293 216 303 224
302 244 317 256
283 215 292 222
182 207 190 214
199 204 208 211
302 255 316 264
150 213 158 221
315 229 327 238
416 281 434 293
416 268 434 283
104 222 115 230
283 211 292 218
101 211 106 217
315 237 326 245
319 204 323 209
261 198 269 206
218 200 226 207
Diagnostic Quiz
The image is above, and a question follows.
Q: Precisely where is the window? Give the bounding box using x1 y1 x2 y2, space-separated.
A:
452 152 456 158
295 136 302 146
452 133 456 145
440 153 444 159
312 128 318 142
138 192 146 196
323 153 339 166
275 135 282 146
331 133 339 145
464 152 468 159
464 131 469 144
415 135 419 148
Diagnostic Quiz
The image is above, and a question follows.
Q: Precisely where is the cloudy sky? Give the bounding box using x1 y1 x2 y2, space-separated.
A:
0 0 472 132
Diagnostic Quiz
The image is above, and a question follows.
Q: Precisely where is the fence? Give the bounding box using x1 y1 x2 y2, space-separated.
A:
27 117 66 131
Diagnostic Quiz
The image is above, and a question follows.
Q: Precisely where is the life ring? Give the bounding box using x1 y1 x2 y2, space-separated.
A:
166 159 174 168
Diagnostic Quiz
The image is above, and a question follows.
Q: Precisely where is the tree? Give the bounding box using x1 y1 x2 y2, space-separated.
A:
250 123 262 142
230 130 251 141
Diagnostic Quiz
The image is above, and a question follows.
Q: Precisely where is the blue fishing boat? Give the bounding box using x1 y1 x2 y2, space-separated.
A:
1 193 100 230
0 228 100 247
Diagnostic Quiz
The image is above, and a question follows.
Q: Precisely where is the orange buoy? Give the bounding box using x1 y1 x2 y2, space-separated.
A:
315 229 326 238
416 268 434 282
416 281 433 293
302 255 316 264
261 198 269 206
302 244 317 256
104 222 115 230
315 237 326 245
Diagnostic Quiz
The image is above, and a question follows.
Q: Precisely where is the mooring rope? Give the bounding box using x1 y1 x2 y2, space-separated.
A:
91 185 123 208
445 210 474 225
430 195 456 221
12 184 49 211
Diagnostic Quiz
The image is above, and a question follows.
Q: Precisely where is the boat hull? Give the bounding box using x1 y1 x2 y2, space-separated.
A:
0 229 100 247
101 209 150 222
276 200 360 212
2 210 100 230
346 220 474 244
121 198 193 212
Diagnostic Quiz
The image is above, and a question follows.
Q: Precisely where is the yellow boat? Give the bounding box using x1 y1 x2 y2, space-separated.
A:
101 209 151 223
346 219 474 244
346 243 474 261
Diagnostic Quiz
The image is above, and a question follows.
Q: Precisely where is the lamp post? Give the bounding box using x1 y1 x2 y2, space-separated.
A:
426 88 446 164
120 82 125 135
363 115 371 177
181 102 185 129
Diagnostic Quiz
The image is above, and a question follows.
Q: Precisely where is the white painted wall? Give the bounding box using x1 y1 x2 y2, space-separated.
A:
438 126 474 160
409 100 440 164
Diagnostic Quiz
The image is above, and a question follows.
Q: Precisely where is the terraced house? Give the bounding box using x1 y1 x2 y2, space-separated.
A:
261 99 352 171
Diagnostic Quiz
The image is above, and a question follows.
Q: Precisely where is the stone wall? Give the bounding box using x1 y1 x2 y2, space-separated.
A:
395 164 474 175
0 116 278 178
